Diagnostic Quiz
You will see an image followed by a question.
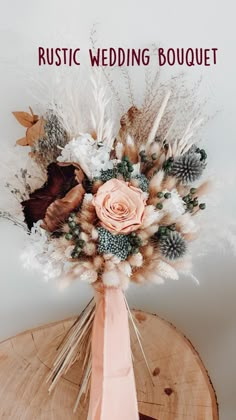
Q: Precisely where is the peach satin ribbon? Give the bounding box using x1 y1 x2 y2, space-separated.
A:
87 287 139 420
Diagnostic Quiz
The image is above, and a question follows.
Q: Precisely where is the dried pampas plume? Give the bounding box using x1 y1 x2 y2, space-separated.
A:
123 135 139 163
148 170 165 199
77 194 97 234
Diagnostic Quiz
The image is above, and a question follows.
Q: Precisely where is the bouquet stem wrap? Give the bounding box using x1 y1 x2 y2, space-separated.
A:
88 286 139 420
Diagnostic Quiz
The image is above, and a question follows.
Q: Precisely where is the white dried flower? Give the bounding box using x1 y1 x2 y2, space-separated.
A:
57 133 113 179
162 188 185 218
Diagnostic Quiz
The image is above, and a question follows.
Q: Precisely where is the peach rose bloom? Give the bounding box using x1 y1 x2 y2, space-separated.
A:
93 178 146 234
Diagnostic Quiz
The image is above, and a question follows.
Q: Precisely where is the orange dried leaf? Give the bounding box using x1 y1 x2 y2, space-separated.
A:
29 106 39 122
16 137 28 146
12 112 35 128
26 117 45 146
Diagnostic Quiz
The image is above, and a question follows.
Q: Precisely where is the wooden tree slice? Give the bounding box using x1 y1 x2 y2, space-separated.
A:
0 310 218 420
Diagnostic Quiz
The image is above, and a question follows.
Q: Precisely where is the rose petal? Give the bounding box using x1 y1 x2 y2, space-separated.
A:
93 178 146 234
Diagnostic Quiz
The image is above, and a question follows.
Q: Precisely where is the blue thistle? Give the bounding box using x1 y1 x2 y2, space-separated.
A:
97 227 141 260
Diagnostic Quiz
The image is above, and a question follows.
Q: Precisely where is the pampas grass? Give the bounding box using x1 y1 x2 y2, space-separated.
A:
168 255 193 273
157 259 179 280
77 194 97 234
162 176 178 191
196 180 212 197
123 135 139 163
148 170 165 198
141 205 162 228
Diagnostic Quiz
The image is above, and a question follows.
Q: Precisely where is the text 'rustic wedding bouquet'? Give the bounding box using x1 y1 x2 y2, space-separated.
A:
2 69 210 419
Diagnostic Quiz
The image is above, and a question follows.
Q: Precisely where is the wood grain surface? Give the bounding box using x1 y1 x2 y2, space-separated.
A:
0 310 218 420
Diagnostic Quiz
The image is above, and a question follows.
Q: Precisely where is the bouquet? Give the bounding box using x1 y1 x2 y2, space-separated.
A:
1 69 210 419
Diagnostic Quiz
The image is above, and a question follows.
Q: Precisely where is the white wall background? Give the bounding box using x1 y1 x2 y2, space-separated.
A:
0 1 235 419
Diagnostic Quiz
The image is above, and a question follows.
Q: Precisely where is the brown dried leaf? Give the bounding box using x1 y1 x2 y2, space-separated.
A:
26 117 45 146
12 111 35 128
42 183 85 232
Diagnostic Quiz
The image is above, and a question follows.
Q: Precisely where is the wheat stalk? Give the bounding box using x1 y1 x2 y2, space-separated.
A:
47 298 95 408
124 295 155 386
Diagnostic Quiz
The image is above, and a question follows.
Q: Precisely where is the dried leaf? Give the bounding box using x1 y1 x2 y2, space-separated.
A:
12 111 35 128
21 163 77 229
118 106 142 145
26 117 45 146
42 184 85 232
29 106 39 122
58 162 85 184
16 137 28 146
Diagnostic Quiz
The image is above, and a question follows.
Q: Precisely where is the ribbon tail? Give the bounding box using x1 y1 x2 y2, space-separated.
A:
87 287 139 420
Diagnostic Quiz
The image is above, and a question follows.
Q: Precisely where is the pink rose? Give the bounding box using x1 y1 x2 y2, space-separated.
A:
93 179 146 234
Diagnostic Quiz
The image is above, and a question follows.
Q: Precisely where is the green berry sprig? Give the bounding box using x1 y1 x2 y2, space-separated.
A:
139 150 158 170
195 147 207 162
64 212 85 259
117 156 134 181
183 188 206 213
139 150 148 163
156 191 172 210
154 224 176 239
129 232 142 254
97 168 118 182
